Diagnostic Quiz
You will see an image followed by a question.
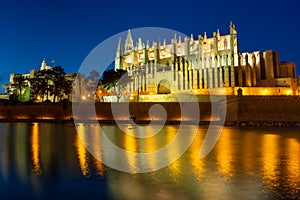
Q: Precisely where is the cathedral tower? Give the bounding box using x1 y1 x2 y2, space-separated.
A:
115 38 123 70
124 29 133 54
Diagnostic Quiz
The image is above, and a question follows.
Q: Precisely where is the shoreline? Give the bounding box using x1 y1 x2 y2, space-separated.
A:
1 118 300 127
1 96 300 127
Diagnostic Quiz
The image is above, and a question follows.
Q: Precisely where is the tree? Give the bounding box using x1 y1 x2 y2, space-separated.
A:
50 66 66 102
61 79 72 101
29 66 72 102
30 70 52 101
29 76 45 101
11 75 27 101
101 69 131 102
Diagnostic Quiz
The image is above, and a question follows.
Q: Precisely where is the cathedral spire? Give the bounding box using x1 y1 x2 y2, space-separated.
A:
230 21 237 35
174 34 177 43
116 37 123 57
138 38 143 50
125 29 133 54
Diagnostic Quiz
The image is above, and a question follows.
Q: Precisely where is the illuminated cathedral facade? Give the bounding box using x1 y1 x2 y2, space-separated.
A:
115 22 297 97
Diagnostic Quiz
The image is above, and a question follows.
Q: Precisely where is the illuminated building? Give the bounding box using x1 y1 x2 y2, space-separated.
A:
9 59 76 102
115 22 298 97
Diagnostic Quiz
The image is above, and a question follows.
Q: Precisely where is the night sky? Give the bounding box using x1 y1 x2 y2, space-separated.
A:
0 0 299 88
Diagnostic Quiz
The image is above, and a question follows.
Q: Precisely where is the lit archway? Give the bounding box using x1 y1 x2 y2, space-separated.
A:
157 79 171 94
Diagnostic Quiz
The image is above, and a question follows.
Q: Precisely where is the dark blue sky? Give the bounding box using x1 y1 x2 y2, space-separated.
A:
0 0 299 86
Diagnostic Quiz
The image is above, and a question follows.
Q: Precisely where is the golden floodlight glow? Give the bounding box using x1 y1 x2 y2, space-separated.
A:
261 134 279 189
263 89 268 95
31 123 42 175
81 96 86 101
219 88 225 94
75 125 90 177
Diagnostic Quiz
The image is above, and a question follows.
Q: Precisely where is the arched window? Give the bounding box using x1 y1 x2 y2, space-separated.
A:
224 39 228 50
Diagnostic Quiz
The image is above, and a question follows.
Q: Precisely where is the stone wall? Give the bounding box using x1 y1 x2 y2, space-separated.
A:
235 96 300 122
1 97 300 126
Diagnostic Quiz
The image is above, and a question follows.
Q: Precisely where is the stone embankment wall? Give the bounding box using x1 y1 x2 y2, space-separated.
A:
0 102 213 123
0 103 73 121
0 96 300 126
227 96 300 127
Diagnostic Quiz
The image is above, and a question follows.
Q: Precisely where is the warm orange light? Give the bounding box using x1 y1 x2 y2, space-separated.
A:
216 129 234 176
261 134 279 188
75 124 90 176
263 89 268 95
31 123 42 174
124 133 137 172
285 138 300 192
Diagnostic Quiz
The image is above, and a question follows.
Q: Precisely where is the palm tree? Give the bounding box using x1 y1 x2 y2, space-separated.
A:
62 79 72 101
101 69 131 102
51 66 66 102
11 75 27 101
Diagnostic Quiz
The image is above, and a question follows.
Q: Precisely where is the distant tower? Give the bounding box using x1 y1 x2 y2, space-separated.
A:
115 38 123 70
40 58 46 70
124 29 133 54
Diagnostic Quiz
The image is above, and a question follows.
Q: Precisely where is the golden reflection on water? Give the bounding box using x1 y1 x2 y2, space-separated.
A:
188 128 205 180
285 138 300 193
216 128 234 177
89 125 105 176
75 124 90 177
123 131 138 173
261 134 280 187
165 126 182 181
144 130 158 171
1 123 300 199
31 123 42 175
241 132 257 172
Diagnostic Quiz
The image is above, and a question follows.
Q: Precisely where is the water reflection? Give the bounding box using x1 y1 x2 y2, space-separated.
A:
14 123 29 183
165 126 182 182
188 128 205 180
261 134 280 188
90 125 106 176
285 138 300 196
75 127 90 177
216 128 234 177
0 123 299 199
0 124 9 182
31 123 42 175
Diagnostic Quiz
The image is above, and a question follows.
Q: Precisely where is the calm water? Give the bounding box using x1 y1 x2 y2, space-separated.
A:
0 123 299 200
